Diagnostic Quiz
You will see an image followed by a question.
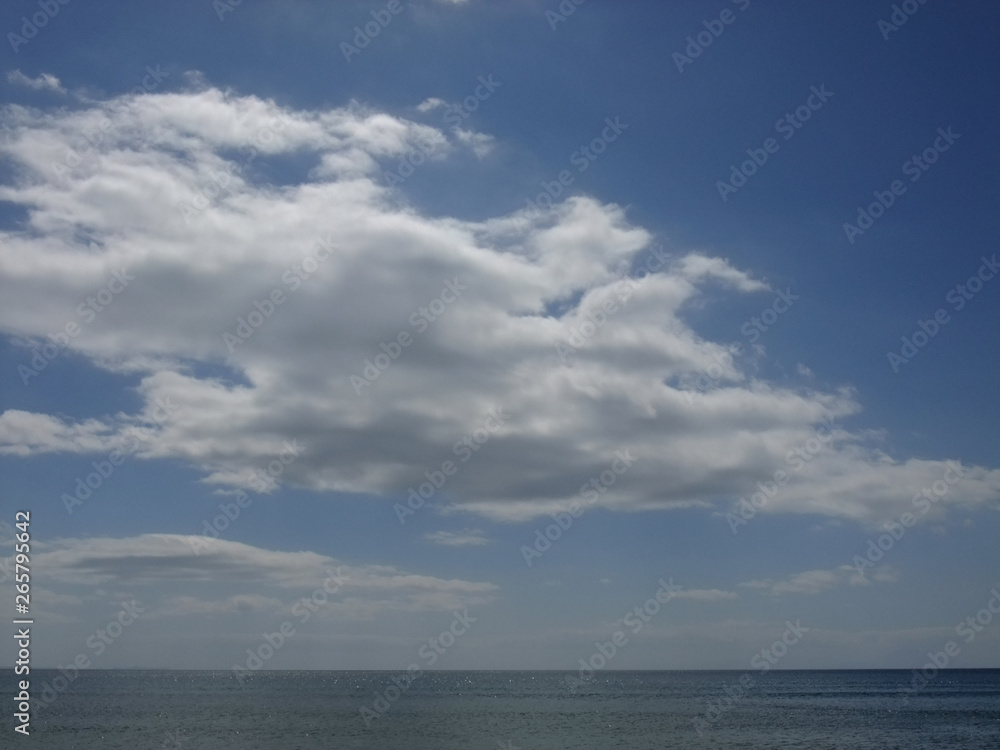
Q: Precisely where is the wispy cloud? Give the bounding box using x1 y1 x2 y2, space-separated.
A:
673 588 739 602
740 565 898 597
424 529 490 546
18 534 498 617
417 97 447 112
6 70 66 94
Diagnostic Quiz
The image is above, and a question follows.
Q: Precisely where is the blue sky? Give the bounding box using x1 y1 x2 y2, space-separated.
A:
1 0 998 673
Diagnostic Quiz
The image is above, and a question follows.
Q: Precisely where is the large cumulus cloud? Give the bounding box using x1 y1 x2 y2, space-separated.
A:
1 80 998 525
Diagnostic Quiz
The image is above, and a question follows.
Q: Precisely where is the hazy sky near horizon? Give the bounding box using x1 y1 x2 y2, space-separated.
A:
1 0 998 672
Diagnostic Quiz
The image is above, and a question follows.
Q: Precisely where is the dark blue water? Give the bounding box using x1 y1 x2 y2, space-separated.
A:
3 669 998 748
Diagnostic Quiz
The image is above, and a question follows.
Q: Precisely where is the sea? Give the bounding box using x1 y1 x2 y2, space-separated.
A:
3 669 998 749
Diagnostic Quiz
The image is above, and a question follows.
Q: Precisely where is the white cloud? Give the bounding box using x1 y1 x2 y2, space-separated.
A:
417 97 447 113
453 127 495 158
674 253 769 292
7 70 66 94
424 529 490 546
1 81 998 525
740 564 897 597
0 411 118 456
17 534 498 618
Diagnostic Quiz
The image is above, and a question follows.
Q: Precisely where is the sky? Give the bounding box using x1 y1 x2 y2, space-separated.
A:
0 0 998 674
